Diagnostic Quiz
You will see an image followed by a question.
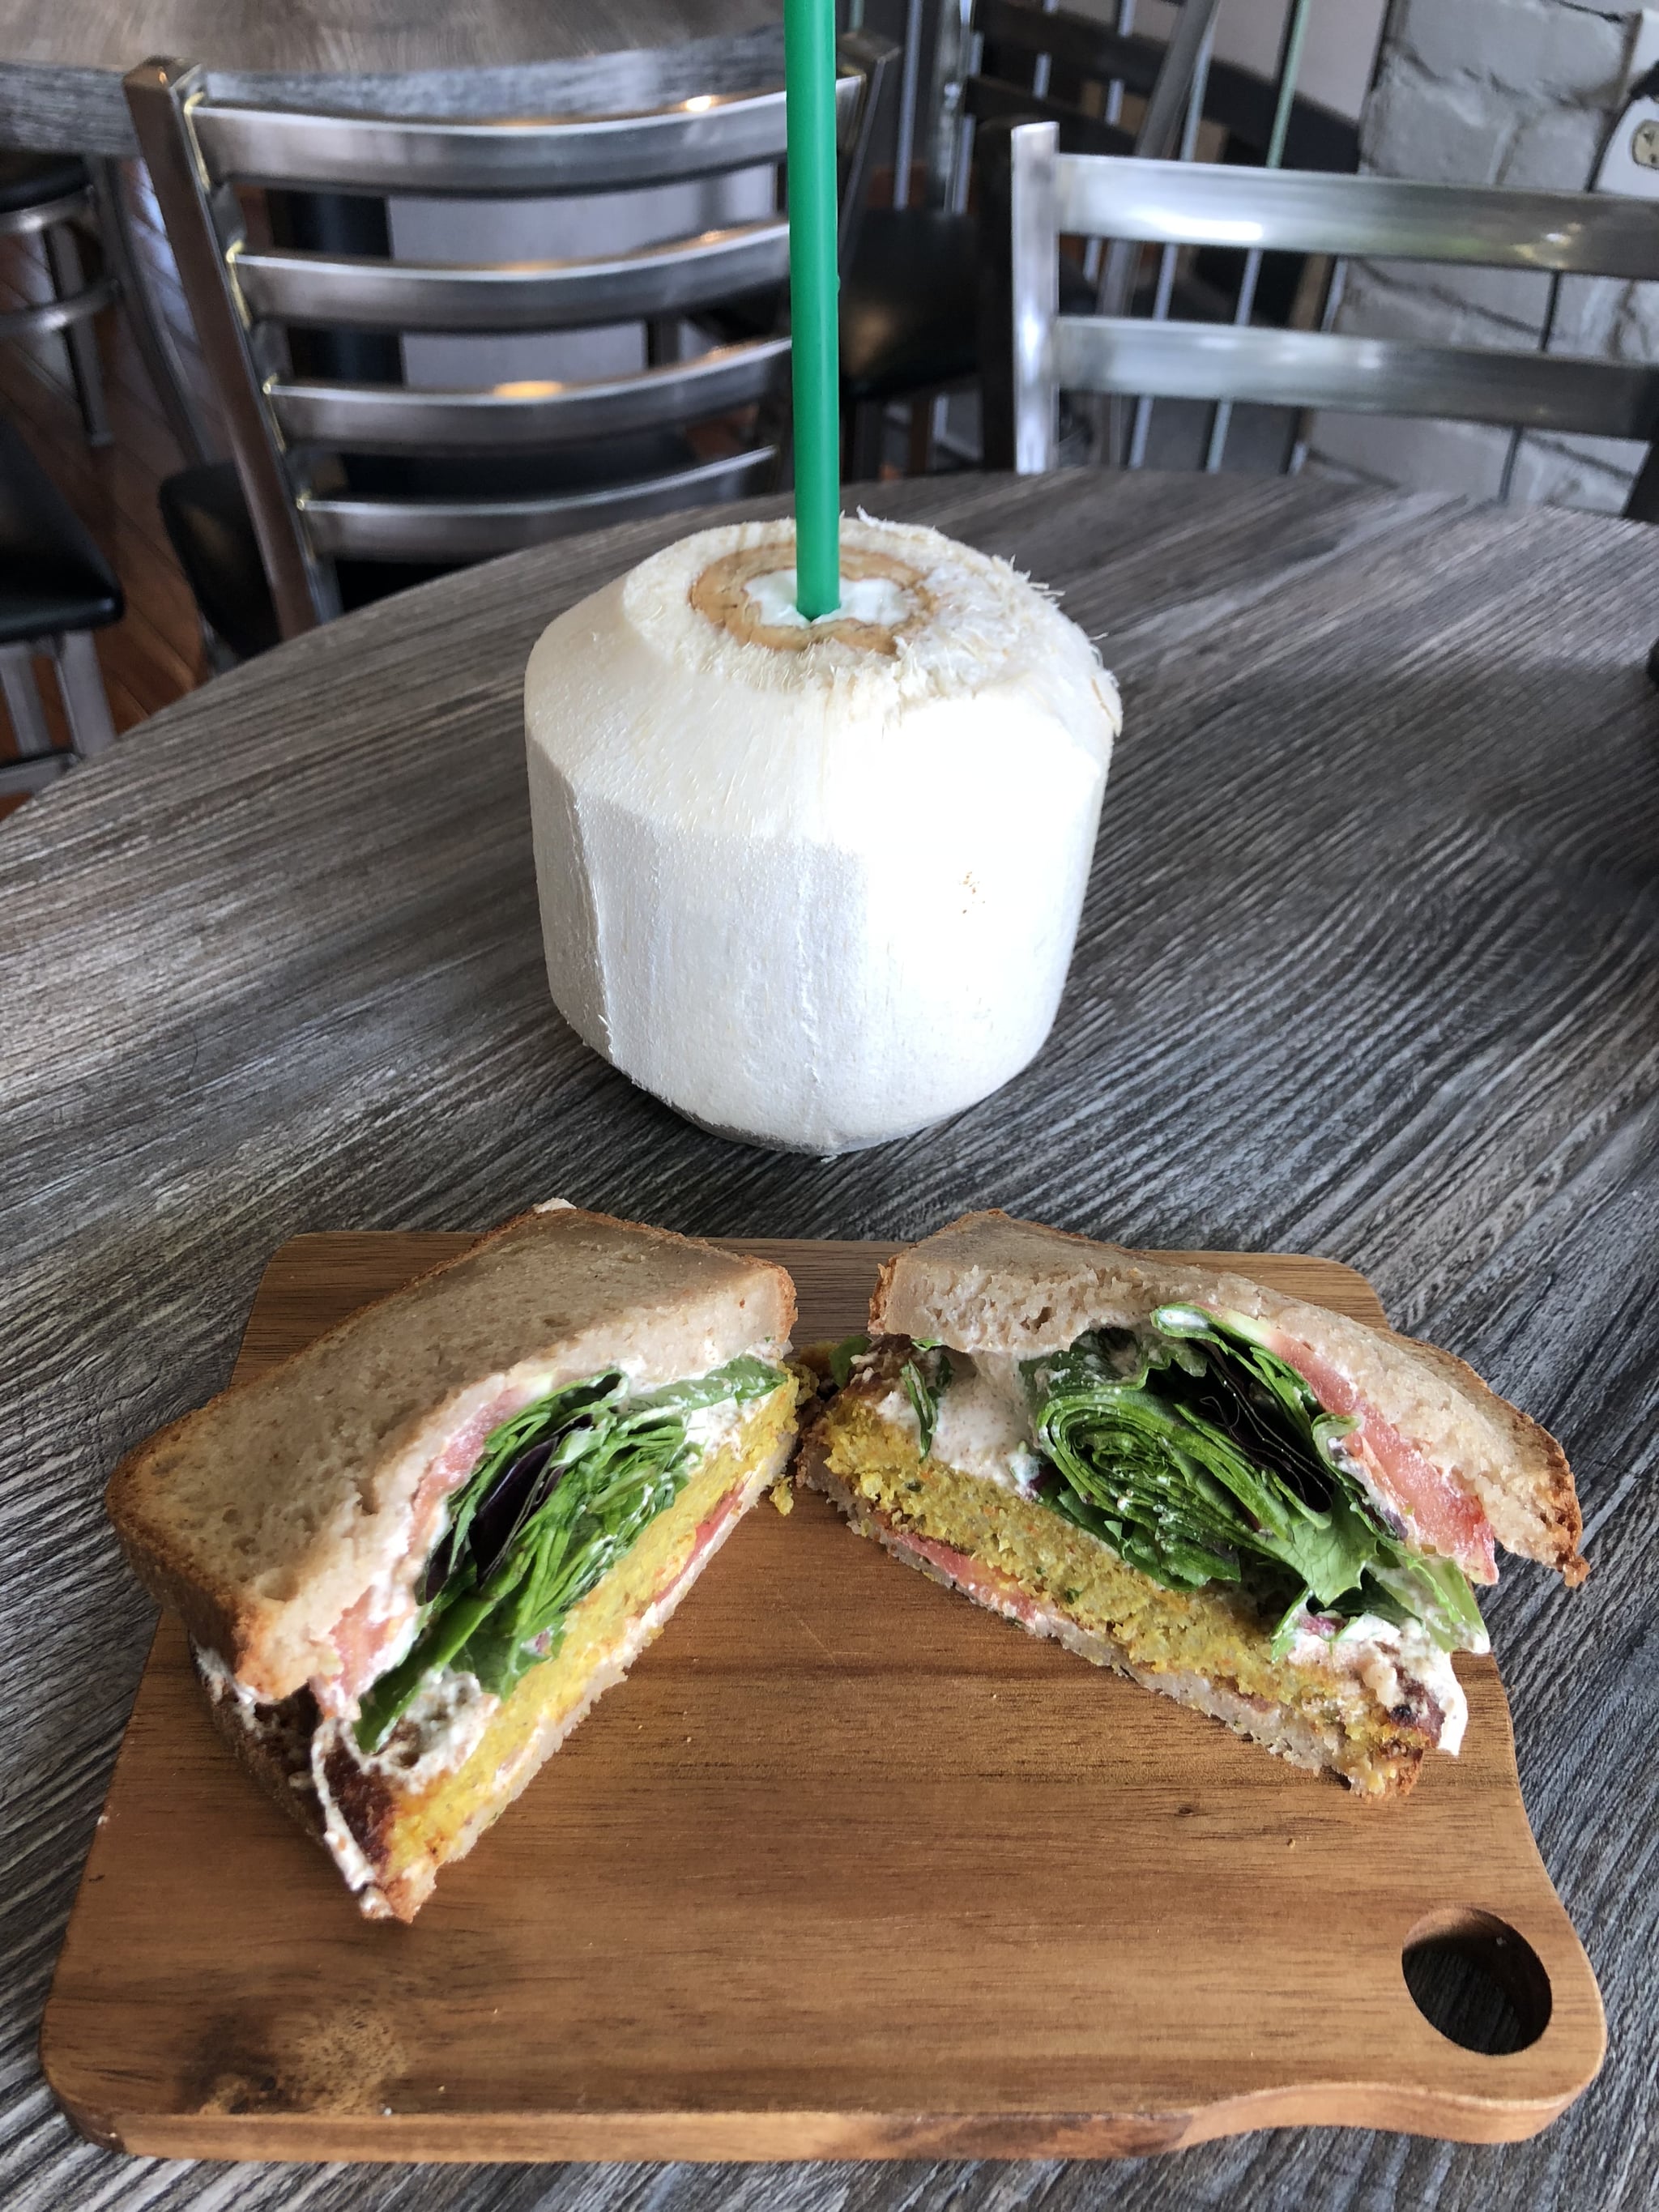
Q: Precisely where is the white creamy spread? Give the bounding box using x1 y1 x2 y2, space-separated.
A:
194 1643 265 1719
872 1383 919 1439
743 567 915 631
1288 1613 1469 1754
683 1393 750 1457
928 1357 1043 1493
309 1728 387 1907
339 1667 501 1792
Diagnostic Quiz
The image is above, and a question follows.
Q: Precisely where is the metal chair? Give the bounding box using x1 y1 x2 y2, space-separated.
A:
980 127 1659 502
838 0 1363 475
962 0 1356 178
839 0 1230 477
125 45 892 649
0 415 122 799
0 152 117 449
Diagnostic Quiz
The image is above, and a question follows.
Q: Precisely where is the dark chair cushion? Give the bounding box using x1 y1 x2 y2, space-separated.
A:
158 462 283 662
160 431 710 662
839 207 1096 405
841 209 979 403
0 415 121 644
0 150 89 216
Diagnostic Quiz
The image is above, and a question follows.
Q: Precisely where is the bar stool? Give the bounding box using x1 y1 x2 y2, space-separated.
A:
0 416 123 799
0 151 117 448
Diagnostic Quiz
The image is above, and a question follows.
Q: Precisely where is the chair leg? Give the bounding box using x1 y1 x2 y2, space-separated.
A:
42 221 113 449
52 630 117 760
0 641 55 760
0 753 75 798
88 156 214 467
906 395 935 475
199 614 242 677
847 399 887 483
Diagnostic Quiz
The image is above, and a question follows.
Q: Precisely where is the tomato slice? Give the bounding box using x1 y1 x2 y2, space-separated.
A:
1265 1329 1498 1583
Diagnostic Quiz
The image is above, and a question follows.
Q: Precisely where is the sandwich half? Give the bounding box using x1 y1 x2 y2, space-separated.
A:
802 1212 1584 1796
108 1204 799 1919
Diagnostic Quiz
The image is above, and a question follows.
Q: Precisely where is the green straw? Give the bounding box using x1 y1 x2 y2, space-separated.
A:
785 0 841 618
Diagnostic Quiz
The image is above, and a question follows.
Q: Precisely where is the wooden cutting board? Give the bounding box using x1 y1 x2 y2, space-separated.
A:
43 1235 1605 2162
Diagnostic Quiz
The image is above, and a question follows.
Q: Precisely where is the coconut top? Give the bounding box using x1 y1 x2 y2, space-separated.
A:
525 512 1120 843
623 514 1122 729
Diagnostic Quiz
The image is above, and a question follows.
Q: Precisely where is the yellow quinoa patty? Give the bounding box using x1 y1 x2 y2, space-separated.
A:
819 1388 1428 1762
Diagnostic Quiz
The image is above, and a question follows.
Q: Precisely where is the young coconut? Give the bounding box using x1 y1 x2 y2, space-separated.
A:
522 514 1121 1154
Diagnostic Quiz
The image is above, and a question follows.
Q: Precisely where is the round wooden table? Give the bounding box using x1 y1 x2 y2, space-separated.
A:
4 471 1654 2210
0 0 784 154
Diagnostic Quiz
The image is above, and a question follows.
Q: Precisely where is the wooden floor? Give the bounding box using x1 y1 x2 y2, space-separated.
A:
0 167 215 822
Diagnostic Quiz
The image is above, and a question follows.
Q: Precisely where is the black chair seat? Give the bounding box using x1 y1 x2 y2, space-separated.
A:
0 151 90 216
160 429 708 663
840 207 1096 403
0 416 121 645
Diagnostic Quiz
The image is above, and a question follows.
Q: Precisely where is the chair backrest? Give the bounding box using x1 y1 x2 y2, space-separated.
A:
967 0 1354 170
918 0 1354 216
126 44 893 640
980 126 1659 476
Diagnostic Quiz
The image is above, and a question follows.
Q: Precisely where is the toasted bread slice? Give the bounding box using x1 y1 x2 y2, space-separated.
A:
805 1214 1584 1796
108 1205 796 1703
871 1212 1583 1583
198 1385 800 1920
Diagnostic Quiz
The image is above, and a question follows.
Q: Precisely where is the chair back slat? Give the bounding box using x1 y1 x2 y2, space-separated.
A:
269 339 790 452
966 79 1135 160
1053 318 1659 441
1054 155 1659 280
233 220 791 334
935 0 1343 225
975 0 1162 96
301 448 777 560
982 122 1659 474
190 79 857 195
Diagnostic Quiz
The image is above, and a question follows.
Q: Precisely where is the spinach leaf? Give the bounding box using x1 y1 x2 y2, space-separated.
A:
1023 1308 1484 1653
901 1345 949 1458
827 1334 871 1388
356 1355 784 1753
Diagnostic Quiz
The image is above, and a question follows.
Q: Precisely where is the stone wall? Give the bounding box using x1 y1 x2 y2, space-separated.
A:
1307 0 1654 509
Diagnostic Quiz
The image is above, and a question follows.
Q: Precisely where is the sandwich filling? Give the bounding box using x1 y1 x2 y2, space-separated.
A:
816 1308 1493 1788
201 1354 795 1915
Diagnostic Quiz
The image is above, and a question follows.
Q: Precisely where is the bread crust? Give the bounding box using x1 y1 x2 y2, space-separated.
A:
108 1206 796 1700
196 1671 326 1848
871 1211 1584 1585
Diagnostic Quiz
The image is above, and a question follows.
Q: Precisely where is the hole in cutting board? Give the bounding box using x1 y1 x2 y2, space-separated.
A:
1401 1907 1551 2054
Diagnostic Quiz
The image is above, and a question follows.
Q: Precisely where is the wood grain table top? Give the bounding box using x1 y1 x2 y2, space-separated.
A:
0 2 786 155
2 468 1656 2211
